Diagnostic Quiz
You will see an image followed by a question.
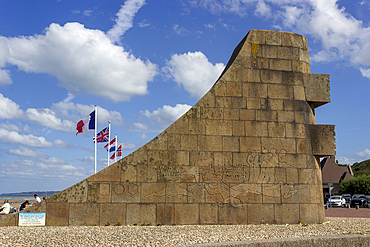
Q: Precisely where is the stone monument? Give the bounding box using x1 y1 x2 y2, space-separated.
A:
0 30 335 226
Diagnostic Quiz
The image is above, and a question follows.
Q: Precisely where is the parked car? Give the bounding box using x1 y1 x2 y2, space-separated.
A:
365 195 370 207
341 194 351 203
350 194 368 208
327 195 346 207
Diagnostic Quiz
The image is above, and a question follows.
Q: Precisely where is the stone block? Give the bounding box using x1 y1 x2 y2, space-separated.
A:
240 109 256 120
262 184 280 203
46 203 69 226
223 166 244 183
247 97 261 109
189 151 214 166
175 204 199 225
223 136 239 152
168 151 190 166
275 203 300 224
146 133 168 150
300 204 319 224
200 204 218 224
166 117 189 135
100 203 126 226
166 183 187 203
141 183 166 203
248 204 274 224
87 163 120 182
198 135 223 152
256 110 277 121
189 118 206 135
148 150 169 166
156 165 181 183
205 183 230 203
137 165 157 182
157 204 174 225
294 85 306 100
215 96 232 108
297 139 311 154
277 110 295 123
261 70 282 84
180 134 198 151
268 84 294 100
262 138 296 154
180 166 199 182
200 167 222 183
233 121 245 136
121 164 137 182
87 182 111 203
126 204 156 225
230 183 262 203
303 73 330 107
286 168 299 184
214 151 232 167
223 108 239 120
227 81 243 97
240 137 261 152
188 183 205 203
205 120 232 136
268 122 285 138
270 58 292 71
231 97 247 108
309 124 336 157
200 107 223 120
112 182 140 203
262 45 278 59
168 133 181 150
69 203 99 226
218 204 248 225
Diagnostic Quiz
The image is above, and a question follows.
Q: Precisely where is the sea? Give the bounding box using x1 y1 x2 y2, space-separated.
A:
0 191 59 201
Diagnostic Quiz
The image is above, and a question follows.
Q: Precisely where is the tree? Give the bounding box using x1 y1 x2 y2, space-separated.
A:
340 175 370 194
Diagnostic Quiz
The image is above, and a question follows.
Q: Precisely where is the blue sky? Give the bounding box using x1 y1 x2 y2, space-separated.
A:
1 0 370 193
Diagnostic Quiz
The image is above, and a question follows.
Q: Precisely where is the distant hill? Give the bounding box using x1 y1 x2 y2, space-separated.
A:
350 159 370 177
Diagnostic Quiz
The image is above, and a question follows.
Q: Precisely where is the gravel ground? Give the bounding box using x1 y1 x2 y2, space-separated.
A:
1 217 370 246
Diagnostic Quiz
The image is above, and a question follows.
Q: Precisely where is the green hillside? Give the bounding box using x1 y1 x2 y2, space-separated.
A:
351 159 370 177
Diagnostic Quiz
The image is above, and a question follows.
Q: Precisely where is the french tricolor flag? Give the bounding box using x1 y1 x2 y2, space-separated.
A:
76 111 95 135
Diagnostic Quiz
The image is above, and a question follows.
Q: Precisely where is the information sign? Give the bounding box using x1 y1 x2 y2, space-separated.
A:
19 213 46 226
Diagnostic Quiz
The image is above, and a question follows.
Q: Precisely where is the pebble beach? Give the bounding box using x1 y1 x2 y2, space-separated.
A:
1 217 370 246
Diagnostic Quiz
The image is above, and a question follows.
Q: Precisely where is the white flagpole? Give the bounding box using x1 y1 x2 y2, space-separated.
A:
108 121 111 167
94 105 97 174
115 134 117 163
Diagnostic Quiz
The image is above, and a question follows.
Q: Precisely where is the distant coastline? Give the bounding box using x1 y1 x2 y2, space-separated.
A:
0 191 60 201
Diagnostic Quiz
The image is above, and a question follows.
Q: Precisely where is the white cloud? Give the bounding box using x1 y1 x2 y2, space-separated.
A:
121 142 136 150
141 104 191 128
173 24 191 35
0 22 157 102
254 0 271 18
107 0 147 43
139 133 148 139
355 148 370 160
133 122 149 131
9 146 48 158
0 69 12 85
0 123 21 132
337 156 356 165
204 23 215 29
0 128 53 148
25 108 75 132
52 102 124 126
0 93 23 119
164 51 224 98
52 139 70 149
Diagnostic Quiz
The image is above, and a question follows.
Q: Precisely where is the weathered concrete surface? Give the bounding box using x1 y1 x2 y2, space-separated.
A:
1 30 335 226
187 234 370 247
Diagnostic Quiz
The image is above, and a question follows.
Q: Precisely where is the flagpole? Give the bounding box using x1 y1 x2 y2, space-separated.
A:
94 105 97 174
108 121 111 167
115 134 117 163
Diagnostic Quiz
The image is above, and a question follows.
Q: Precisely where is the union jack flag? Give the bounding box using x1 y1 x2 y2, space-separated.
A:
117 143 122 158
93 127 109 143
